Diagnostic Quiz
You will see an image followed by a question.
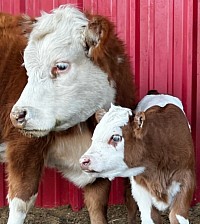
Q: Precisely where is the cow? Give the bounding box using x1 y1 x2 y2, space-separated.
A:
80 93 196 224
0 5 155 224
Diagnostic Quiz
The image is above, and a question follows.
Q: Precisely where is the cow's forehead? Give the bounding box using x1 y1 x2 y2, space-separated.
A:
92 105 132 141
24 5 89 75
30 5 88 42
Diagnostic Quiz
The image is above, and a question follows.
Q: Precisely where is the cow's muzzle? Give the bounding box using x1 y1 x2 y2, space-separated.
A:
10 107 27 129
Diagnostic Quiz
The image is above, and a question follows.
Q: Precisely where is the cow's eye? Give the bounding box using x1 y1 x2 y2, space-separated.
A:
109 134 122 147
51 62 70 78
56 62 70 71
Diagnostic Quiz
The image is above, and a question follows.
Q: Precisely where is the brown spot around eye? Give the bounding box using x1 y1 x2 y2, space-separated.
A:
51 67 58 79
108 138 117 148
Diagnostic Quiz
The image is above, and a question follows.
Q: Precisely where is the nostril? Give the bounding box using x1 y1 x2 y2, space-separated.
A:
80 157 91 169
17 110 27 123
83 159 90 166
10 108 27 128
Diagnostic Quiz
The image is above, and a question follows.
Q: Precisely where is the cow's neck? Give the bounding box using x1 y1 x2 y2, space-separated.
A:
46 122 92 168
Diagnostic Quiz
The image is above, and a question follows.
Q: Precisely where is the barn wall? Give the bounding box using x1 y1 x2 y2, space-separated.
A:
0 0 199 210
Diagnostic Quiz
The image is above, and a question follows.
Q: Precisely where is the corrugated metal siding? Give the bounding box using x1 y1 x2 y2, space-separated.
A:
0 0 199 209
195 0 200 204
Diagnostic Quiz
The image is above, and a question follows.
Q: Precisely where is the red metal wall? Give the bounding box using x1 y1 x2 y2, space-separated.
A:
0 0 199 210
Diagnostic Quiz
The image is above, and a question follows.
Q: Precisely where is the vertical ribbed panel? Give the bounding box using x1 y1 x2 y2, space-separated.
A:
0 0 199 208
0 0 23 14
0 164 6 206
194 0 200 204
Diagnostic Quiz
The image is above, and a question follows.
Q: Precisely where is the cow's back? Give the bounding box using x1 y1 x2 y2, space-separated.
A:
144 104 194 168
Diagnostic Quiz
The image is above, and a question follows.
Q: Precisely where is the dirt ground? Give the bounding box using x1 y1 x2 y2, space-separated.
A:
0 203 200 224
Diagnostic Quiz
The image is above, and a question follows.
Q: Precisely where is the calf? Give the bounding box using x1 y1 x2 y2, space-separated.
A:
80 94 195 224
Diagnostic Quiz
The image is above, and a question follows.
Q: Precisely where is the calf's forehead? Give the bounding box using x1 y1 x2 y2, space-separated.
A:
92 105 132 141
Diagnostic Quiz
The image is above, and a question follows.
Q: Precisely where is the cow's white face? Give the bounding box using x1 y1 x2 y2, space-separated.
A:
79 104 145 180
10 6 115 137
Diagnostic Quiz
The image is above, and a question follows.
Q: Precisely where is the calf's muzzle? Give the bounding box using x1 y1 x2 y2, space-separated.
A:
80 156 91 171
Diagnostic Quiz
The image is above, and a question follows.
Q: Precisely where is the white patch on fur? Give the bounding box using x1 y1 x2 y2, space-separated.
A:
135 94 184 112
168 181 181 204
176 215 189 224
7 194 37 224
0 143 6 152
83 162 145 181
135 94 191 129
130 177 181 223
0 143 6 162
130 177 155 224
151 181 181 211
117 56 124 63
80 104 145 180
12 5 116 136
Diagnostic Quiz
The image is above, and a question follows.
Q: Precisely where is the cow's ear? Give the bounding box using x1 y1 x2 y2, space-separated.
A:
95 109 107 123
20 15 36 38
83 15 112 60
134 112 145 129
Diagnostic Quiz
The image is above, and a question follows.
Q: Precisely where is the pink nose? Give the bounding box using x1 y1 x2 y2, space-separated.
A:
10 108 27 129
80 156 91 170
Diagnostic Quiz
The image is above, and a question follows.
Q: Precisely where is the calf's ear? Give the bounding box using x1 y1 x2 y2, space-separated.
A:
95 109 107 123
134 112 145 129
133 112 145 139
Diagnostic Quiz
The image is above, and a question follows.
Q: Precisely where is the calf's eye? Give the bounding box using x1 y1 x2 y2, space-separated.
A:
109 134 122 147
111 134 122 142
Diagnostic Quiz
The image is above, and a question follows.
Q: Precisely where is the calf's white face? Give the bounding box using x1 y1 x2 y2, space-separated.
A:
10 6 115 137
80 104 145 180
